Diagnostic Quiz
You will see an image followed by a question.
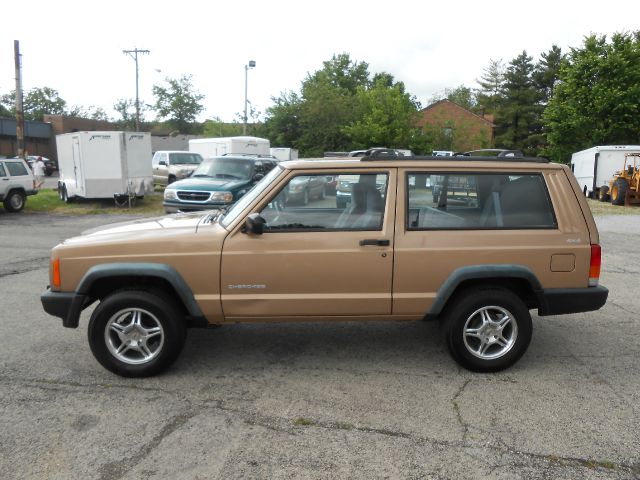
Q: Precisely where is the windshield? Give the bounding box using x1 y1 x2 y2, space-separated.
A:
192 157 254 180
169 153 202 165
220 166 285 228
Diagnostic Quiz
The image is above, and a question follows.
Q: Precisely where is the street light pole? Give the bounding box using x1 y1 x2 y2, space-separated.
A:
243 60 256 135
123 47 150 132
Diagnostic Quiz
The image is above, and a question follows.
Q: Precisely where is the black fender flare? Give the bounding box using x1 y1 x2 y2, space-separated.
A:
427 265 543 316
76 263 206 323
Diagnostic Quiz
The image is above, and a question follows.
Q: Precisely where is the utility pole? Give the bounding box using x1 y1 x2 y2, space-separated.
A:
123 48 150 132
14 40 25 158
243 60 256 135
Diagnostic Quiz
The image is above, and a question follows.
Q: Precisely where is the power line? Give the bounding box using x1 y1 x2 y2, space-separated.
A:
123 48 150 132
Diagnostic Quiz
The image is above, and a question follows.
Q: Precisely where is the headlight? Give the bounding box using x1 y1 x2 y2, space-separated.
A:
164 189 177 200
210 191 233 203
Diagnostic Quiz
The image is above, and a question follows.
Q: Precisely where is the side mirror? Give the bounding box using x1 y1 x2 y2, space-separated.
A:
243 213 266 235
252 173 264 182
159 160 167 166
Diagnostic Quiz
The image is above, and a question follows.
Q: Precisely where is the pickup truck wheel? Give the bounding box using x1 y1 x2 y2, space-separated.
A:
4 190 26 212
444 287 532 372
88 290 186 377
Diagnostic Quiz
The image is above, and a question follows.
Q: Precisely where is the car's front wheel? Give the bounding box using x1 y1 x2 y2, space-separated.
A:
443 287 532 372
88 290 186 377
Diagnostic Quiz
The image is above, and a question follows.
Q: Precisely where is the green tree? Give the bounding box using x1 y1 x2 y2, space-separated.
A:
543 32 640 163
343 76 421 150
202 117 243 137
67 105 110 121
113 98 141 130
428 85 477 111
476 59 505 115
534 45 564 106
494 51 541 154
260 91 303 148
152 75 205 133
1 86 67 120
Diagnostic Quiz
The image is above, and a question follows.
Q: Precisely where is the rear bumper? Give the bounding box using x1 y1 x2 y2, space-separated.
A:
537 285 608 316
41 288 90 328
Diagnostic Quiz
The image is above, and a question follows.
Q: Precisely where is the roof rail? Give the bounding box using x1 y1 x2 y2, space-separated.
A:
360 152 550 163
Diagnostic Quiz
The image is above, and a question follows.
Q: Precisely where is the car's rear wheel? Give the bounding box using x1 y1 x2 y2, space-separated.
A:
88 290 186 377
443 287 532 372
3 190 26 212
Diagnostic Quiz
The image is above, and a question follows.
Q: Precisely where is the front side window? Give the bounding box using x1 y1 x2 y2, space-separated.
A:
407 172 556 230
260 172 388 231
5 161 28 176
0 163 6 177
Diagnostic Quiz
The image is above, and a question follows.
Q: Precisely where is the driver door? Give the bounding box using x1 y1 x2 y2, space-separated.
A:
220 169 396 320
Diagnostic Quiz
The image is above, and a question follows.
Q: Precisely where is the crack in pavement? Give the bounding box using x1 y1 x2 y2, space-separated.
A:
97 410 197 480
0 256 49 278
451 378 472 444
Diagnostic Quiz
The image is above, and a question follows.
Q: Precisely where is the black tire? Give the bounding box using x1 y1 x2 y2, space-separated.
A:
443 287 532 372
58 183 64 201
611 178 628 206
61 185 71 203
598 185 609 202
3 190 26 212
88 290 187 377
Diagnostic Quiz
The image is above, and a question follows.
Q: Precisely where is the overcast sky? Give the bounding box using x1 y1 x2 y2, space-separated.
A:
1 0 638 123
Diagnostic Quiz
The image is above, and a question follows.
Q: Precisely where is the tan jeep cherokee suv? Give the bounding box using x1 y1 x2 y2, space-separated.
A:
41 154 608 377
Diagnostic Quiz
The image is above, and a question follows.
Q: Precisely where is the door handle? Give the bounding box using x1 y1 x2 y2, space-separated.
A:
359 239 390 246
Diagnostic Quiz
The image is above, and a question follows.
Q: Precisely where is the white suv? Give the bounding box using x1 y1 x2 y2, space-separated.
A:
0 158 37 212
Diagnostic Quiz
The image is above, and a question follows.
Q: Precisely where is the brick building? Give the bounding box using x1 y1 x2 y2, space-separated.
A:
415 99 494 152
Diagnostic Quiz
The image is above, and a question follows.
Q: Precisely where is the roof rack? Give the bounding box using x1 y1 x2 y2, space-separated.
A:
361 150 549 163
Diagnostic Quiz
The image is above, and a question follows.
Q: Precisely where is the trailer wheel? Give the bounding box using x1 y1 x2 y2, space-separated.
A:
611 179 629 206
598 185 609 202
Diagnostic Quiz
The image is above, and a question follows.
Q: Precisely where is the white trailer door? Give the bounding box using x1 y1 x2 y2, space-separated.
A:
72 136 84 196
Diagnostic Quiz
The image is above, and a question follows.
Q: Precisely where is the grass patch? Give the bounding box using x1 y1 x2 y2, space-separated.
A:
587 198 640 216
24 188 164 216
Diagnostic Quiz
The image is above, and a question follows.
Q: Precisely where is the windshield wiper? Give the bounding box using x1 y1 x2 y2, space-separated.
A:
215 173 242 179
192 174 212 178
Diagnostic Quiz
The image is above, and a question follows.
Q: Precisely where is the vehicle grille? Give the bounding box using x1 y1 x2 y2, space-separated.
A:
176 191 211 202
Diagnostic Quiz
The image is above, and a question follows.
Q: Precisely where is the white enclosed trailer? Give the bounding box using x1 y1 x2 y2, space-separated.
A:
56 131 153 201
189 136 270 158
571 145 640 197
270 147 298 161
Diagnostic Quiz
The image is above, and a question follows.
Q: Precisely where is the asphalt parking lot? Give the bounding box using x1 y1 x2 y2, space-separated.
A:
0 211 638 479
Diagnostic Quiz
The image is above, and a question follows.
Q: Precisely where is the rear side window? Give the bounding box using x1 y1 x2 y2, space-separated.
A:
5 161 28 176
406 172 557 230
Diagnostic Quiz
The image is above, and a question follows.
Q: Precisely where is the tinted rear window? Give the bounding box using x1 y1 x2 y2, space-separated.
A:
406 172 557 230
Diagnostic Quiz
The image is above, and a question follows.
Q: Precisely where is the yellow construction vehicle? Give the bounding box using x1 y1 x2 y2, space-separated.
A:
598 152 640 205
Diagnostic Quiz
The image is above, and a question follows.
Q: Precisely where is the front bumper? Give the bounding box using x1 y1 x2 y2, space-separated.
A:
163 201 227 213
41 288 90 328
537 285 608 316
